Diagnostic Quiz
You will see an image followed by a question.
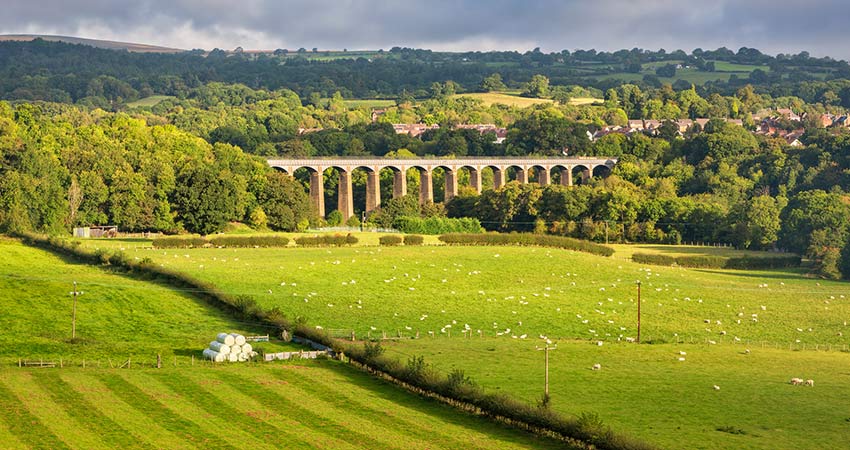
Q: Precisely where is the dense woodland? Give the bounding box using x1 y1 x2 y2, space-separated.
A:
2 40 850 279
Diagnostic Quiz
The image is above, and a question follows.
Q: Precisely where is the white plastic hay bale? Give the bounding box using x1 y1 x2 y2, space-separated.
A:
241 343 253 354
217 333 235 346
238 352 248 362
203 349 219 361
231 345 242 354
227 352 239 362
209 341 231 355
231 333 246 346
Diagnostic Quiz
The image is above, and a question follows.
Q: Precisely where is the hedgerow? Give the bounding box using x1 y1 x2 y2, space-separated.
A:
207 235 290 248
151 235 206 248
393 216 484 234
379 235 403 246
632 253 801 269
439 233 614 257
404 235 424 246
294 234 358 247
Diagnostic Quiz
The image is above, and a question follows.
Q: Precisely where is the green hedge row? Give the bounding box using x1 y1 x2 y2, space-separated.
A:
379 235 403 246
393 216 484 235
294 233 358 247
632 253 801 269
404 235 424 246
439 233 614 257
152 235 290 248
208 235 290 248
151 235 207 248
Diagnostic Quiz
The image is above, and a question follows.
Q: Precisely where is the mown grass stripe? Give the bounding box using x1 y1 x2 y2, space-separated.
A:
64 372 192 449
30 371 153 450
207 369 390 449
0 375 70 450
176 368 349 450
147 371 309 449
96 373 236 450
125 371 269 450
0 417 26 450
266 364 471 449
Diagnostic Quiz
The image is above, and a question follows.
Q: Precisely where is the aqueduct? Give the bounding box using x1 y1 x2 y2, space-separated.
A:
267 157 618 220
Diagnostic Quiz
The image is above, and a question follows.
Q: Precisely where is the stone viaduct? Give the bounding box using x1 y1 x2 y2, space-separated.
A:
267 157 618 220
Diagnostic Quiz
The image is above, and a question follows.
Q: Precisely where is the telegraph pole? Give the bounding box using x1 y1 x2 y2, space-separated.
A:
536 344 557 399
636 280 642 343
70 282 83 339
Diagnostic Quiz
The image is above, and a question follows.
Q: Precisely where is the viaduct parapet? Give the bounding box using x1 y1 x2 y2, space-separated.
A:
267 157 618 220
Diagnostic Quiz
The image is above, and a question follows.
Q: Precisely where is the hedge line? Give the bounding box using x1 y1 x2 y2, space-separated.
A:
439 233 615 257
379 235 403 246
393 216 484 235
152 235 290 248
19 232 652 450
151 235 207 248
632 253 801 269
294 234 358 247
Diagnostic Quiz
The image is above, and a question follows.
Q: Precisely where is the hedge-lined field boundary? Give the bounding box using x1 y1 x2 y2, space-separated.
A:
17 232 653 450
632 252 801 269
151 234 360 248
439 233 615 257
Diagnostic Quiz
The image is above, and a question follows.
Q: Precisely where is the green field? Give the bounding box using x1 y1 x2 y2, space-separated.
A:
609 243 794 261
0 362 564 449
97 238 850 449
0 237 295 364
592 69 739 84
343 99 397 109
125 95 175 108
451 93 555 108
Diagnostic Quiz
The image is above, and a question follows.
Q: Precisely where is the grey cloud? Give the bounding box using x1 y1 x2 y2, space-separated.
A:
0 0 848 58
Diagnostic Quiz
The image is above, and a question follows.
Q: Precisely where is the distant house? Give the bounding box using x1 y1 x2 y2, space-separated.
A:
784 130 805 147
776 108 801 121
820 114 835 128
627 120 644 131
676 119 693 132
392 123 439 137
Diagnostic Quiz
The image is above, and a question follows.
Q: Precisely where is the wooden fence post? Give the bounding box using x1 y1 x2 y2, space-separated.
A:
157 354 162 369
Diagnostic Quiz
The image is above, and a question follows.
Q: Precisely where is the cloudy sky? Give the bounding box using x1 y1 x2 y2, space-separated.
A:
1 0 848 58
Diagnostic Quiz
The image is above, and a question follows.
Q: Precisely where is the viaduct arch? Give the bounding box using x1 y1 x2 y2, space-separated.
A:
267 157 618 220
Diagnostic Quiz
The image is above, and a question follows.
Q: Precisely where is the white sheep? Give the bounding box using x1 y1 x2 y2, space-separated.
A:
713 385 720 390
790 377 803 385
592 363 602 370
805 379 814 387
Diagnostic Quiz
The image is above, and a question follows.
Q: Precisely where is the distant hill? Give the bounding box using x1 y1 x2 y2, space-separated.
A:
0 34 185 53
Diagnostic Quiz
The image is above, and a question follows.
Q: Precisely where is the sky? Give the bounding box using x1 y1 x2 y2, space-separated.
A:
1 0 848 59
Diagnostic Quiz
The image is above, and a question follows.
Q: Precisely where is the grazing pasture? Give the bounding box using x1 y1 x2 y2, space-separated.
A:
125 95 175 108
99 238 850 449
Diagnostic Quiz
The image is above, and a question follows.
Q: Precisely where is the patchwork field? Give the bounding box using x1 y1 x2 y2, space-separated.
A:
93 237 850 449
0 362 564 449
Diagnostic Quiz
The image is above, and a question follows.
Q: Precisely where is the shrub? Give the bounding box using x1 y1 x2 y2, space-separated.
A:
207 235 290 248
379 235 403 246
152 235 206 248
439 233 614 257
631 253 677 266
345 214 361 228
326 210 343 226
404 234 424 246
294 233 357 247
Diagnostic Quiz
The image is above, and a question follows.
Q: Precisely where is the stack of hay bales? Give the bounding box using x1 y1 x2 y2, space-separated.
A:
203 332 258 362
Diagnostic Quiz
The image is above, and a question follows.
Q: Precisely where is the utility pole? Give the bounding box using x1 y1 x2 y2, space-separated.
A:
636 280 642 343
536 344 557 398
70 282 84 339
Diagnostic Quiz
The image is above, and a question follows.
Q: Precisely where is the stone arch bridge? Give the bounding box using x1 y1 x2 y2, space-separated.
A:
267 157 617 220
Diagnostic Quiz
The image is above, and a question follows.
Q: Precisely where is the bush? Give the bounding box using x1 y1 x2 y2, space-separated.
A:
439 233 614 257
294 233 358 247
379 235 403 246
326 210 343 226
633 252 801 270
404 234 424 246
152 235 206 248
345 214 361 228
207 235 290 248
393 216 484 234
